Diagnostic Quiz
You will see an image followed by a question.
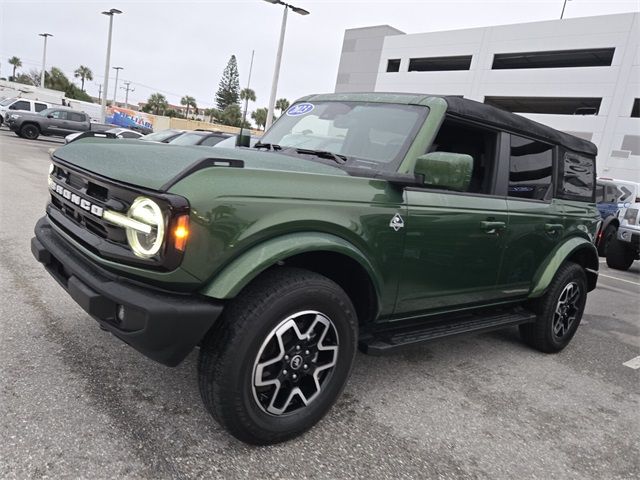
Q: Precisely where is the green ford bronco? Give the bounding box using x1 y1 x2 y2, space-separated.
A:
32 93 600 444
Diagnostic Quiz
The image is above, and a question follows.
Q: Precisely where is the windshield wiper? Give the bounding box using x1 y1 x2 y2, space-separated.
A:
253 142 282 151
295 148 348 165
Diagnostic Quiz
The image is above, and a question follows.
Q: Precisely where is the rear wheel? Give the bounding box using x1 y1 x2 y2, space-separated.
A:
606 238 635 270
520 262 587 353
198 267 357 445
597 224 617 257
20 124 40 140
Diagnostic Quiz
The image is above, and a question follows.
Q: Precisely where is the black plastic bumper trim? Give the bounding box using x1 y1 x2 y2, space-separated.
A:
32 216 223 366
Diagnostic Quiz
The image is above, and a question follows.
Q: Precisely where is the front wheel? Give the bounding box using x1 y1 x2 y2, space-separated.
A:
198 267 357 445
20 124 40 140
606 238 635 270
520 262 587 353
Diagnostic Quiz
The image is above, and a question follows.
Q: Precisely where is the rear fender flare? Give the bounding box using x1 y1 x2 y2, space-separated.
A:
529 236 599 298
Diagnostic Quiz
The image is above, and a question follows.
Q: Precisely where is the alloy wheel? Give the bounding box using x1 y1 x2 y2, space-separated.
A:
552 282 580 338
252 310 339 416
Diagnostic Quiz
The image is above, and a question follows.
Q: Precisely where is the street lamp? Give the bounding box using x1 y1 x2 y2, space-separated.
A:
39 33 53 87
263 0 309 130
112 66 123 105
100 8 122 122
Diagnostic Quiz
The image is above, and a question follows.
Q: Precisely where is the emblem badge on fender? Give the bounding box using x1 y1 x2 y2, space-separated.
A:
389 213 404 231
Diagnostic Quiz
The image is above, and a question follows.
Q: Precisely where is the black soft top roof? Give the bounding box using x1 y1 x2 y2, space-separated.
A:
442 96 597 156
301 92 598 156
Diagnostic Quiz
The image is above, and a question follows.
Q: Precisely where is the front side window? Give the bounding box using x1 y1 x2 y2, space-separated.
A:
260 101 427 169
10 100 30 110
508 135 553 200
47 110 67 120
557 152 594 202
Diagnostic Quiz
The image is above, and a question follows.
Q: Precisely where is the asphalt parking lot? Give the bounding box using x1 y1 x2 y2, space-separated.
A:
1 128 638 480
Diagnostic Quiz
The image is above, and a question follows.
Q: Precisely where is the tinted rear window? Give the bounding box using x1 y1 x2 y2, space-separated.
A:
557 152 595 202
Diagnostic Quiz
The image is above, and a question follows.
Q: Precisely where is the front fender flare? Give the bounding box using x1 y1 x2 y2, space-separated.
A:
529 236 598 298
199 232 383 303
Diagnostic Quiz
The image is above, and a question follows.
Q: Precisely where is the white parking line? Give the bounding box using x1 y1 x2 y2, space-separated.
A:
623 356 640 369
599 273 640 286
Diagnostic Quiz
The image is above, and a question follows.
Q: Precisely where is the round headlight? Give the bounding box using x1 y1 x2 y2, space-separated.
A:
126 197 165 258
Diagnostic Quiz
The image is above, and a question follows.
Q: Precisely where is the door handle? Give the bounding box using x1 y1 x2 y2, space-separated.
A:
480 221 506 233
545 223 564 233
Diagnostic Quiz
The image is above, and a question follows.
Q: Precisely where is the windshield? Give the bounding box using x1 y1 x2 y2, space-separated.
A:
0 98 16 107
141 130 180 142
169 132 208 146
259 101 427 168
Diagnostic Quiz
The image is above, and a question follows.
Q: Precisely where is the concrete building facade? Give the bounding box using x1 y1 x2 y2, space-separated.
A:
335 13 640 182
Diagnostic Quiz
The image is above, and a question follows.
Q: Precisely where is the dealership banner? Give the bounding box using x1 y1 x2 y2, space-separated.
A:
106 106 154 131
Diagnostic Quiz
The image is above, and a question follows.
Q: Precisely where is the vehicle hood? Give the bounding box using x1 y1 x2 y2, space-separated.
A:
51 138 348 191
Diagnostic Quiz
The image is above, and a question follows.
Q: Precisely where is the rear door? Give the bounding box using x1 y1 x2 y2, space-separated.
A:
500 134 561 295
67 112 88 133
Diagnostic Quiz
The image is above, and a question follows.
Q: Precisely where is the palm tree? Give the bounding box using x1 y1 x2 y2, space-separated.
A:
146 93 168 115
240 88 256 103
275 98 290 115
8 56 22 80
74 65 93 91
180 95 197 117
251 107 268 130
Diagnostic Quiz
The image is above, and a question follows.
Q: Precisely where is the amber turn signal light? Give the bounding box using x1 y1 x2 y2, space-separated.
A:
173 214 190 252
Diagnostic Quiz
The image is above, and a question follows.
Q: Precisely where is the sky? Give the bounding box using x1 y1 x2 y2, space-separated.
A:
1 0 638 114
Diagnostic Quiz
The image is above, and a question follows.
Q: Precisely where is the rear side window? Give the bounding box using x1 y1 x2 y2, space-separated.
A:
35 102 48 112
508 135 553 200
68 112 86 122
556 152 595 202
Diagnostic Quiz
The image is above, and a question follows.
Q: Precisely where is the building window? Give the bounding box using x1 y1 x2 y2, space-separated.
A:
632 99 639 118
484 96 602 115
408 55 472 72
621 135 640 156
492 48 615 69
386 59 401 72
508 135 553 200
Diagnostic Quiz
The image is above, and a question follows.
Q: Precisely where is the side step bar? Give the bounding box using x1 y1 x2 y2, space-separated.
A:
360 309 537 355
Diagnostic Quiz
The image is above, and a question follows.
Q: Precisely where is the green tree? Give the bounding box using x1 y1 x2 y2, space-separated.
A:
219 104 242 127
240 88 256 103
14 73 34 85
251 107 268 130
204 107 220 123
180 95 197 117
275 98 290 115
215 55 240 111
26 69 42 87
146 93 168 115
8 56 22 80
74 65 93 91
44 67 69 91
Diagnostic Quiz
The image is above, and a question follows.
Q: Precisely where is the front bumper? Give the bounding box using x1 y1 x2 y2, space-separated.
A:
617 227 640 250
32 216 223 366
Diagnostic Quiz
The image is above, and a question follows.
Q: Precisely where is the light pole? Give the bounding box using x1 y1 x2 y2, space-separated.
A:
39 33 53 87
121 81 134 109
263 0 309 130
100 8 122 122
112 66 123 105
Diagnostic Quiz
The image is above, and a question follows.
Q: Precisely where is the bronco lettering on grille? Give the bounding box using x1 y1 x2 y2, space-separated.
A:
50 180 104 218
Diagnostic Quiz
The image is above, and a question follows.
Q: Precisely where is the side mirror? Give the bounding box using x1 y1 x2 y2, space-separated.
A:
414 152 473 192
47 114 54 118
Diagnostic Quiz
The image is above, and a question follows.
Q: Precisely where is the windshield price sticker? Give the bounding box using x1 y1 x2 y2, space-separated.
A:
286 103 315 116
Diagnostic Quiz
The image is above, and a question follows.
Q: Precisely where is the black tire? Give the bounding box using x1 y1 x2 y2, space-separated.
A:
606 238 635 270
597 224 617 257
198 267 357 445
520 262 587 353
20 124 40 140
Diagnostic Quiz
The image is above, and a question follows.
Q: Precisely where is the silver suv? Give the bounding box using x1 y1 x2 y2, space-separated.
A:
606 201 640 270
